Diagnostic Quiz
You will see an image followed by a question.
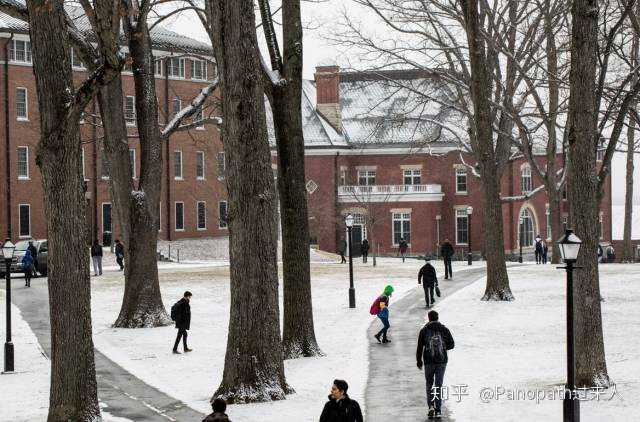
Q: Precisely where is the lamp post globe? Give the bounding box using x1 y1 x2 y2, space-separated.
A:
466 206 473 265
3 239 15 373
345 215 356 308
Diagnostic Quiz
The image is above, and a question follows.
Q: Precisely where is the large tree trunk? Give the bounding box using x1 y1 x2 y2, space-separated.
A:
462 0 513 301
270 0 321 359
113 17 169 327
622 114 635 262
207 0 289 402
26 1 100 419
548 187 564 263
567 0 609 387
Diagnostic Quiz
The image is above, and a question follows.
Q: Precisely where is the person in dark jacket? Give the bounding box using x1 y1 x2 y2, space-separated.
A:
338 238 347 264
22 249 35 287
440 240 454 279
114 239 125 270
535 235 543 264
319 379 363 422
541 240 548 264
398 238 408 262
27 240 38 277
91 240 103 276
172 291 193 354
418 258 438 308
203 398 231 422
417 310 454 419
361 239 370 263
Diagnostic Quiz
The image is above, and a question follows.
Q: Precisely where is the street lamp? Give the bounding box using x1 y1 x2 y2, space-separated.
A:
557 228 582 422
518 216 524 263
345 214 356 308
466 206 473 265
2 239 15 373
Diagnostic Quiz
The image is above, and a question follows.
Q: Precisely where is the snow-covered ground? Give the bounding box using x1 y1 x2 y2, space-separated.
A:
438 264 639 421
90 258 479 421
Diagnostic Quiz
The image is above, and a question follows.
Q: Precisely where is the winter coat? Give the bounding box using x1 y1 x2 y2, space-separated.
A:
377 306 389 319
202 412 231 422
418 263 438 288
360 240 370 254
338 240 347 254
22 250 34 269
399 240 408 253
416 321 455 366
91 244 103 257
319 394 364 422
535 239 544 252
174 298 191 330
27 243 38 259
440 242 454 259
115 242 124 259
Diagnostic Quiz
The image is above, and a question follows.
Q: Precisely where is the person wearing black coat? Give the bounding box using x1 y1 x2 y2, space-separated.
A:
418 259 438 308
27 240 38 277
338 239 347 264
172 291 193 354
361 239 370 263
91 240 103 276
440 240 454 279
398 238 408 262
319 379 363 422
114 239 125 270
203 398 231 422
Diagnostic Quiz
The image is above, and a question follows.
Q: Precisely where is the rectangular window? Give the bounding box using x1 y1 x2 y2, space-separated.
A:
521 167 532 193
562 216 568 230
175 202 185 231
102 203 112 234
194 107 204 129
124 96 136 125
101 148 110 179
216 152 226 179
154 59 163 77
403 169 421 185
358 170 376 186
196 151 205 180
340 169 347 186
129 149 136 179
19 204 30 237
172 97 182 117
174 150 183 180
16 87 28 120
168 57 185 78
71 48 84 68
219 201 228 229
456 209 469 245
197 201 207 230
191 59 207 80
17 146 28 179
456 168 467 193
392 212 411 245
9 40 32 63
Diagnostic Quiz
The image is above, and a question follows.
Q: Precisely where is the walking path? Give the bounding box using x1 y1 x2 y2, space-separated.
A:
8 275 205 422
365 265 489 422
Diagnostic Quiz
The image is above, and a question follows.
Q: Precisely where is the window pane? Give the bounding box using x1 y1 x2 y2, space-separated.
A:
219 201 228 228
175 203 184 230
16 88 27 119
154 59 163 76
196 152 205 179
192 59 206 80
129 149 136 178
17 147 28 178
172 98 181 116
197 202 206 229
125 96 136 125
19 205 30 237
174 151 182 179
217 152 225 178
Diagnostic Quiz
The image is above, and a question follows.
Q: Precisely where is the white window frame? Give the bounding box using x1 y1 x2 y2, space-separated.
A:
70 48 85 69
455 208 469 245
599 212 604 240
219 200 228 229
9 40 32 63
191 59 207 81
194 106 205 130
521 165 532 194
392 212 411 246
129 148 136 179
18 204 31 238
216 151 226 180
16 87 28 121
455 168 468 194
196 151 205 180
545 204 551 240
101 202 112 234
403 169 421 185
358 170 376 186
17 146 29 180
174 150 183 180
519 208 536 247
175 202 185 231
197 201 207 230
172 97 182 117
340 169 347 186
125 95 136 126
168 57 186 79
154 59 163 77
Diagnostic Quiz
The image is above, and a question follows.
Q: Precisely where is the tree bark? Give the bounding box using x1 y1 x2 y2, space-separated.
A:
26 1 100 419
206 0 290 402
462 0 513 301
567 0 609 387
623 113 636 262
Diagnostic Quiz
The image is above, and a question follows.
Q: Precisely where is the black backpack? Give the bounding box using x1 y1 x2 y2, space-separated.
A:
425 328 446 363
170 301 179 321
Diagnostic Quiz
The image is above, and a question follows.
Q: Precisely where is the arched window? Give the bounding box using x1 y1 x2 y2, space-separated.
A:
521 165 532 193
519 208 536 247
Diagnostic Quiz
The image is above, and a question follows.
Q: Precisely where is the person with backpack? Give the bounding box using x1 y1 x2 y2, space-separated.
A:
91 240 103 276
416 310 455 419
361 239 370 263
114 239 125 270
398 238 408 262
371 285 394 343
418 258 439 308
440 239 454 279
338 238 347 264
319 379 364 422
171 291 193 354
203 398 232 422
22 249 35 287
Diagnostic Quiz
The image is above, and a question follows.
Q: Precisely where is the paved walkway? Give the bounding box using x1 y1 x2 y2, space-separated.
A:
365 265 488 422
7 275 205 422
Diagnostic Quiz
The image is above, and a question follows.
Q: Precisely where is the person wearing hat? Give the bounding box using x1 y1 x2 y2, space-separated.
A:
418 258 438 308
319 379 363 422
373 285 394 343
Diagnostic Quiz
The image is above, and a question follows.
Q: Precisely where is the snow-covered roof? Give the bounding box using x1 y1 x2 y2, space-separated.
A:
0 3 212 54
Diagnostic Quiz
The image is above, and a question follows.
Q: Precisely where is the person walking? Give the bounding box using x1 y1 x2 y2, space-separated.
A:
542 240 548 264
535 235 543 264
398 238 408 262
372 285 394 344
114 239 125 270
203 398 232 422
319 379 364 422
22 249 35 287
418 258 438 308
27 240 38 277
171 291 193 354
440 239 454 280
361 239 370 263
91 240 103 276
338 238 347 264
417 310 455 419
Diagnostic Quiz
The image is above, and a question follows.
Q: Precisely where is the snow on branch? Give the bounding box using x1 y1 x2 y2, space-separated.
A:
0 0 28 21
260 52 287 87
501 184 546 203
161 79 220 138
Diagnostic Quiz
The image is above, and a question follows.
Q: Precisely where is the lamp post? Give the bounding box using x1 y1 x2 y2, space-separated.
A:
518 216 524 263
557 229 582 422
466 206 473 265
345 214 356 308
2 239 15 373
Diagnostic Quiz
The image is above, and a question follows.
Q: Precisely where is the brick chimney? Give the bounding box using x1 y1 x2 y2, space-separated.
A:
314 65 342 134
